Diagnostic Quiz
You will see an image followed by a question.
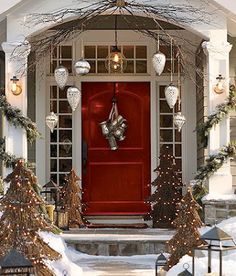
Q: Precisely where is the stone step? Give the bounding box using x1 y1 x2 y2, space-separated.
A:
62 228 174 256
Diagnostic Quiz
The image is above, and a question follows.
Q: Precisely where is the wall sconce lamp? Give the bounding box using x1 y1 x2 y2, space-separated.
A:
214 74 225 94
10 76 22 95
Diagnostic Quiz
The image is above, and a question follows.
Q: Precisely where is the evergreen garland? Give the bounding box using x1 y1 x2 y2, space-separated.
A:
0 93 40 143
196 85 236 147
193 142 236 200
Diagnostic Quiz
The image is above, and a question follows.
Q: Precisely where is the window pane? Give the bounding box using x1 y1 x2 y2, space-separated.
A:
50 131 57 143
175 158 182 171
160 144 173 155
59 145 72 157
59 174 67 186
88 60 96 73
51 61 57 73
59 115 72 128
50 86 57 99
59 87 69 99
50 159 57 172
124 60 134 73
123 46 134 58
97 46 108 58
159 86 166 98
59 130 72 142
50 174 57 184
160 115 173 127
175 130 181 142
85 46 96 58
136 60 147 73
175 144 182 157
136 46 147 58
61 60 72 74
160 100 171 113
160 130 173 142
50 145 57 157
59 159 72 172
59 101 72 113
61 46 72 59
98 60 107 73
51 101 57 113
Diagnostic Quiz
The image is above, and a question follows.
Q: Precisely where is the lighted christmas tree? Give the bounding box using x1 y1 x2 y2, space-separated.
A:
164 187 204 271
145 146 183 228
60 169 88 228
0 160 61 276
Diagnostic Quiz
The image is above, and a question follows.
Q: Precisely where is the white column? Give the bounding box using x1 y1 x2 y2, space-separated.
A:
1 41 31 175
202 40 233 195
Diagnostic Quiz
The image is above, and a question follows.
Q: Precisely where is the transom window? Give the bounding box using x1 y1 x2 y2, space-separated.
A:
158 85 182 174
50 45 73 74
49 86 73 185
84 45 147 74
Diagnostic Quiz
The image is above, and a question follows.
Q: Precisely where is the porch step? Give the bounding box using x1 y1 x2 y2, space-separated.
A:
62 228 174 256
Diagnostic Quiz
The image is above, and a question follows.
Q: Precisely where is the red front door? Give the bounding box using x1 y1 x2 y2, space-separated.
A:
82 82 150 215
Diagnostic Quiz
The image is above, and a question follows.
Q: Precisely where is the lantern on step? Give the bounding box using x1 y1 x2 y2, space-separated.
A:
192 226 236 276
165 83 179 109
178 264 192 276
46 112 58 133
67 86 81 111
174 112 186 132
54 209 69 230
0 248 35 275
74 58 91 75
41 180 60 206
155 252 167 276
54 65 68 89
152 51 166 75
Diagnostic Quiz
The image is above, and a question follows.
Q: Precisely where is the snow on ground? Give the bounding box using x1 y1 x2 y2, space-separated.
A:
39 217 236 275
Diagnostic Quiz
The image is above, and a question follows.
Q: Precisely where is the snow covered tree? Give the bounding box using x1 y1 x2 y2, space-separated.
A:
145 146 183 228
164 187 204 271
0 160 61 276
60 169 87 228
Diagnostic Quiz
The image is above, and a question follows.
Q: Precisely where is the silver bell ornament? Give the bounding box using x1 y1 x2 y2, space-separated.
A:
174 112 186 132
152 51 166 75
108 135 118 151
74 58 91 75
67 86 81 111
100 121 110 137
54 65 69 89
165 83 179 109
46 112 58 133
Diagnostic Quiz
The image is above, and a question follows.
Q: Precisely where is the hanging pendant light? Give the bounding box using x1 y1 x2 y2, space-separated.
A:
105 15 127 73
46 112 58 133
54 65 68 89
174 112 186 132
67 86 81 111
152 34 166 75
165 83 179 109
152 51 166 75
74 58 90 75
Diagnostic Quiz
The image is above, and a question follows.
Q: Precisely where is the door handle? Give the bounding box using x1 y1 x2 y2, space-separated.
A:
82 140 88 173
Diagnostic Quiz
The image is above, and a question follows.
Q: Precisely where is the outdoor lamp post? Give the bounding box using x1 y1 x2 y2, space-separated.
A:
155 252 167 276
192 226 236 276
0 248 35 275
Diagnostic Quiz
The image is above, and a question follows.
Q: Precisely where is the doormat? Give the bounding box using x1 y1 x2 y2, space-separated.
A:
86 223 148 229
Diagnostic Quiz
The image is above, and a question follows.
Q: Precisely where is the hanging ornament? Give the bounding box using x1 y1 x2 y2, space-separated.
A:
46 112 58 133
165 84 179 109
74 58 91 75
54 65 68 89
67 86 81 111
152 51 166 75
174 112 186 132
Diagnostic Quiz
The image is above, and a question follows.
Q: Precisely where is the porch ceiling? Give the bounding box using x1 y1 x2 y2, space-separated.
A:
51 15 183 31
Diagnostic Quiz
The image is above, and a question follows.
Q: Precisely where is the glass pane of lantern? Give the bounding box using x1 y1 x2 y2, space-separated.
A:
59 101 72 113
124 60 134 73
97 46 108 58
50 145 57 157
160 129 173 142
136 60 147 73
123 46 134 58
50 159 57 172
59 159 72 172
85 46 96 58
59 115 72 128
59 145 72 157
59 130 72 142
97 60 107 73
136 46 147 58
160 115 173 127
61 46 72 58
